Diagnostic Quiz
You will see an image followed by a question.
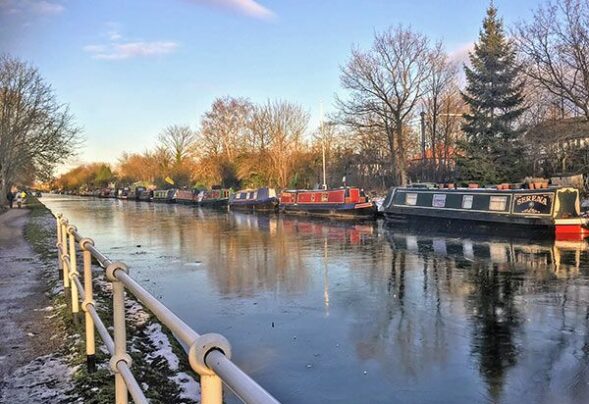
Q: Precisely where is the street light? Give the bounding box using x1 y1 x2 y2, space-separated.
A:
420 110 426 181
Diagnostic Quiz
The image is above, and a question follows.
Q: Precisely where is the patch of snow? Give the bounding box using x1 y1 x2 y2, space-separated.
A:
125 299 150 326
145 322 179 371
0 354 78 403
34 305 54 312
170 371 200 401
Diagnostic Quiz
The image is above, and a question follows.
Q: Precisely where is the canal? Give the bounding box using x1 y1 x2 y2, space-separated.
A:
42 195 589 404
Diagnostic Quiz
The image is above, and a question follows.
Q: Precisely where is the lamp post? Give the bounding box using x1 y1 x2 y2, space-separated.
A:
320 102 327 190
420 110 426 182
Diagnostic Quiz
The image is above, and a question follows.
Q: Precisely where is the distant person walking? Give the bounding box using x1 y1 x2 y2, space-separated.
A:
6 191 14 208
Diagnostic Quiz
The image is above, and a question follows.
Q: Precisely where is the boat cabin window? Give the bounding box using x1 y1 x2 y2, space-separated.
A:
432 194 446 208
405 193 418 206
489 196 508 211
462 195 473 209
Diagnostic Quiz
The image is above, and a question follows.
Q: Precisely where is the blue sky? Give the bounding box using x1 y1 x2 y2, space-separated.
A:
1 0 542 168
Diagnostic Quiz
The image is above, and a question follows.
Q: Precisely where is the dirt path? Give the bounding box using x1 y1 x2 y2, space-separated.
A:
0 209 64 387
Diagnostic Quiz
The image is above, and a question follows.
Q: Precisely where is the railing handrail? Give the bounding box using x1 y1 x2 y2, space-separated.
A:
54 212 280 404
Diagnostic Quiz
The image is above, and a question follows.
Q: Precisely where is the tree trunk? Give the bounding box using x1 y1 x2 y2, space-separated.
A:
395 124 408 186
386 126 398 186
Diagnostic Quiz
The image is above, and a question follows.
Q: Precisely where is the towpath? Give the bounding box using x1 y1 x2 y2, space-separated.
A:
0 208 68 401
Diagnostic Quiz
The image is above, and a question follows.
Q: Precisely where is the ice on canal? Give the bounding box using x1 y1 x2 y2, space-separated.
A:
43 195 589 404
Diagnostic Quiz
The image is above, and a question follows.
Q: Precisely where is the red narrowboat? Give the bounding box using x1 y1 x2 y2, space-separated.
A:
279 187 376 218
175 189 197 205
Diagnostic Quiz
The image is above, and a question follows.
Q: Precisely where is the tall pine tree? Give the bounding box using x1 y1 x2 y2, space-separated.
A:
458 5 526 184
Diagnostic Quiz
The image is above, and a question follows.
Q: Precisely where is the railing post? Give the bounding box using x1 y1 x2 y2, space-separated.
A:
67 225 80 323
201 375 223 404
80 237 96 373
188 334 232 404
60 218 70 289
56 214 63 279
107 262 132 404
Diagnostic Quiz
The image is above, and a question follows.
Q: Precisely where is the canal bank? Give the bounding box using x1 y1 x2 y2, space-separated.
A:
0 201 200 403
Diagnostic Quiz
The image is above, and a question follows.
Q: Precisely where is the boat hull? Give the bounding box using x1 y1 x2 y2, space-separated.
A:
198 198 229 209
230 199 278 212
176 199 195 205
384 212 556 239
281 202 376 219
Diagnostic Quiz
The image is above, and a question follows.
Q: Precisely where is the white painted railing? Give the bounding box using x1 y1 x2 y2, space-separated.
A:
54 213 279 404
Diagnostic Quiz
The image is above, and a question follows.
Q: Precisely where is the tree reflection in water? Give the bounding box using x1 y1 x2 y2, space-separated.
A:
466 261 522 401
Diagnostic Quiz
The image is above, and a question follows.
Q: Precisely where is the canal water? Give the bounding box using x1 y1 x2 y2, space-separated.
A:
42 195 589 404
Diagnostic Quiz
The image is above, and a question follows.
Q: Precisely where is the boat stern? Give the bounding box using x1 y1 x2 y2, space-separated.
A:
554 217 589 240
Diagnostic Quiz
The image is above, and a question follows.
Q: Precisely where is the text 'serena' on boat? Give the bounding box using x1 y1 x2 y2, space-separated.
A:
382 185 589 240
279 187 376 218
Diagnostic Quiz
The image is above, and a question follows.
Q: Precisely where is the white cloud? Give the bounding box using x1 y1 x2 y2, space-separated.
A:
104 22 122 41
0 0 64 15
84 41 179 60
449 42 474 66
84 23 179 61
30 0 64 14
187 0 275 20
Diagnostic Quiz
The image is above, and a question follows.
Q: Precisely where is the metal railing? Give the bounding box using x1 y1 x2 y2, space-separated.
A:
54 213 279 404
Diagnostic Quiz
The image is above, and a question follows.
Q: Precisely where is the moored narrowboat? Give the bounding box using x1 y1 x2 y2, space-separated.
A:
199 188 231 209
153 189 176 203
279 187 376 218
175 189 198 205
116 187 129 199
383 186 589 239
138 189 153 202
229 187 278 212
98 188 114 198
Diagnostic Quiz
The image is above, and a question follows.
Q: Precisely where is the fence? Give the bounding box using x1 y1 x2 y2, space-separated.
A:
54 213 280 404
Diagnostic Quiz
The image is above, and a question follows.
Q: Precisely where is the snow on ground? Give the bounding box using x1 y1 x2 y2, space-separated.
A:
125 298 150 326
170 372 200 402
0 354 78 403
145 322 180 371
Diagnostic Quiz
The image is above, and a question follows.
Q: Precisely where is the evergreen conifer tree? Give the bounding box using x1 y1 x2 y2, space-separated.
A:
458 5 526 184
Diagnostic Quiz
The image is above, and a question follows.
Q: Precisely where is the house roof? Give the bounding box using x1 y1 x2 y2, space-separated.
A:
526 117 589 144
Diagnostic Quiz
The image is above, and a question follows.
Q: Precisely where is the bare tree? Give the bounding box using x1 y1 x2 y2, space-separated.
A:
514 0 589 119
0 54 80 204
158 124 196 165
196 96 253 186
199 96 253 160
423 43 459 180
337 25 432 185
250 99 309 188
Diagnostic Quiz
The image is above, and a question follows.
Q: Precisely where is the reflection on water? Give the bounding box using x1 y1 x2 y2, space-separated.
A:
42 195 589 403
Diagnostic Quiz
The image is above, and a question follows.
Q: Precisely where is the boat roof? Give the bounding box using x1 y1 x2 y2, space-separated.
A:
397 186 568 193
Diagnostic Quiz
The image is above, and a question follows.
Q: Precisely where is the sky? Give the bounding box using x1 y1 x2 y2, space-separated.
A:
1 0 543 170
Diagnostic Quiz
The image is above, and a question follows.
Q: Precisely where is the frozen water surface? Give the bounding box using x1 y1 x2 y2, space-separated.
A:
42 195 589 404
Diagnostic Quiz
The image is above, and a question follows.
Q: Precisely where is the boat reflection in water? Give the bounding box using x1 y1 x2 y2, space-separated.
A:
382 228 589 403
